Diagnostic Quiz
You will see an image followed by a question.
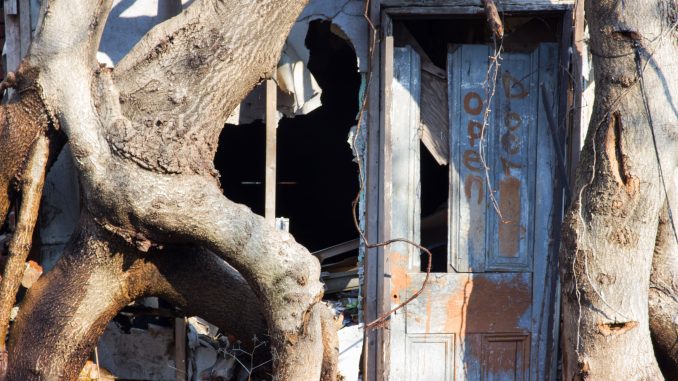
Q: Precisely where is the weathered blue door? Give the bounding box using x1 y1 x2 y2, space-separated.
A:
386 43 560 380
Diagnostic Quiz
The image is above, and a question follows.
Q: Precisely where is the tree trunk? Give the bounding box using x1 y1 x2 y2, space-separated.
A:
649 195 678 378
7 216 266 380
9 214 338 380
560 1 678 379
0 0 338 379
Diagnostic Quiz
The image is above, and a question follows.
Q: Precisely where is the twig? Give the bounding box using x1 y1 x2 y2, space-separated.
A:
478 38 505 222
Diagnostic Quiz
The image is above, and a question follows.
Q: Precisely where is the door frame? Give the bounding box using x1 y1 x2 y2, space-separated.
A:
363 3 578 380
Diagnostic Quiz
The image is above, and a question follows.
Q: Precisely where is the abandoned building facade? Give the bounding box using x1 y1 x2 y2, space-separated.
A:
2 0 586 379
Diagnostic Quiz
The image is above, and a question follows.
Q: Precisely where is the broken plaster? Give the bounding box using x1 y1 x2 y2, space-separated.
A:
295 0 369 73
227 0 369 124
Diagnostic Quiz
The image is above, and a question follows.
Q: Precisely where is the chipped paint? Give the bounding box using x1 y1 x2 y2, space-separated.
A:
404 273 532 334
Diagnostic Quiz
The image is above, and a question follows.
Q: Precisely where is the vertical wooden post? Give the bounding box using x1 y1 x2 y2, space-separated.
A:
363 2 382 379
158 0 183 19
174 317 187 381
4 0 21 73
265 78 277 226
18 0 30 58
569 2 585 186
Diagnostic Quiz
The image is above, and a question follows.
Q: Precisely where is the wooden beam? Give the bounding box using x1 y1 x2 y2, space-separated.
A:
3 0 17 15
174 317 187 381
569 0 584 187
19 0 30 58
377 12 394 381
3 3 21 72
312 239 359 263
265 78 277 226
383 4 572 15
363 1 381 380
380 0 573 9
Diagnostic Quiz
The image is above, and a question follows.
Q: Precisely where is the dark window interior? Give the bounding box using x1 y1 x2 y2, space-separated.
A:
215 20 361 254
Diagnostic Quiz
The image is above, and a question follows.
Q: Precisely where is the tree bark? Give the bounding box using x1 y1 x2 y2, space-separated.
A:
7 216 268 380
0 67 54 224
560 1 678 379
2 0 338 379
0 135 49 356
649 198 678 378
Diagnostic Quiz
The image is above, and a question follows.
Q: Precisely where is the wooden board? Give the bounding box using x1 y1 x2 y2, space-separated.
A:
381 0 573 9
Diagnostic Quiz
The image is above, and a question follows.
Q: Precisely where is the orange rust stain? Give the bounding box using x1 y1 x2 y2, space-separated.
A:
445 275 473 334
425 288 432 334
444 274 531 334
499 176 521 258
389 252 411 303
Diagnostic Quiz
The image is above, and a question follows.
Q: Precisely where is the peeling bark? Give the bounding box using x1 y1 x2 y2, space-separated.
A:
560 1 678 379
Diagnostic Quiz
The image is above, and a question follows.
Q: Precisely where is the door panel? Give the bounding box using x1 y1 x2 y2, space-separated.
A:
448 45 545 273
406 334 455 381
389 42 559 380
405 273 532 334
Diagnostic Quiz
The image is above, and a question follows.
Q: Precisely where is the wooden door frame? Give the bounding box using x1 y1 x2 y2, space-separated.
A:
363 3 578 380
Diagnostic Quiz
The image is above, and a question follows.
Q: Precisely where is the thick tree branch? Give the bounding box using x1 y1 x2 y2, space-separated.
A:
0 69 53 225
74 151 325 379
30 0 112 65
149 247 268 348
7 219 269 380
110 0 309 175
25 0 114 172
0 135 49 356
